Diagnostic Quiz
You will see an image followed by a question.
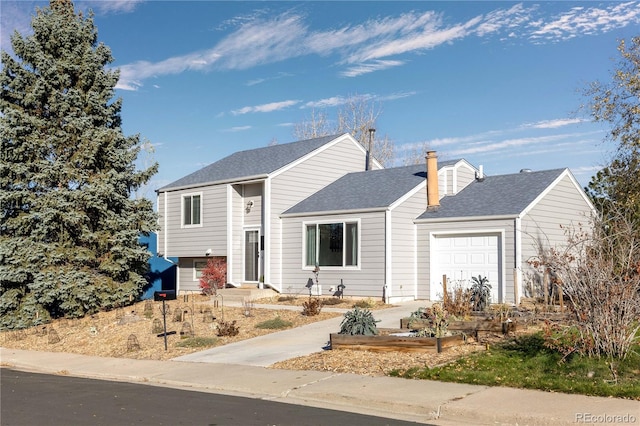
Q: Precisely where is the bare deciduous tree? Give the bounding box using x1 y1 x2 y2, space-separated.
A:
293 95 395 166
529 210 640 360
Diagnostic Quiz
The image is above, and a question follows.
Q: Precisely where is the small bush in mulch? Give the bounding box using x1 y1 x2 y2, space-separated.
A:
255 316 293 330
302 298 323 316
217 320 239 337
175 337 218 348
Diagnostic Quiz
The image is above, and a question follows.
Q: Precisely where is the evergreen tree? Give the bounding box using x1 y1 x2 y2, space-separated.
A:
0 0 158 329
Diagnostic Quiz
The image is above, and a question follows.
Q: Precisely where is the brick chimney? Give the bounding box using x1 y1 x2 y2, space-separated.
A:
426 151 440 210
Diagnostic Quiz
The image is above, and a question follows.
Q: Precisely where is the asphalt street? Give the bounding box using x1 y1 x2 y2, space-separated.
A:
1 369 425 426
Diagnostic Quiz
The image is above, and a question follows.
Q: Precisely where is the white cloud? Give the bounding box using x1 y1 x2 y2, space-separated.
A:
341 59 404 77
231 100 300 115
529 2 640 42
523 118 586 129
222 126 252 132
86 0 144 14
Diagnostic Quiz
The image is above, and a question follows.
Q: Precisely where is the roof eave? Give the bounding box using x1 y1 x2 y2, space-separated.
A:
281 206 388 218
415 213 519 223
157 174 269 193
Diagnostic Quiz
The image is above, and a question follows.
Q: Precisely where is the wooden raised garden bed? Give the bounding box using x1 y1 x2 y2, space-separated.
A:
400 318 516 339
330 329 465 353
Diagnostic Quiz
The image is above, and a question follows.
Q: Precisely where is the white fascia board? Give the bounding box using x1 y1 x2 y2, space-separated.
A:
158 174 269 194
389 182 426 211
415 214 518 224
281 206 387 219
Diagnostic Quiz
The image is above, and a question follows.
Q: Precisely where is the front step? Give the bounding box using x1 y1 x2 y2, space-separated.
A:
216 286 278 303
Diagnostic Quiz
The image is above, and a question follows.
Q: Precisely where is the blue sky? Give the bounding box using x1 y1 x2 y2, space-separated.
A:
3 1 640 196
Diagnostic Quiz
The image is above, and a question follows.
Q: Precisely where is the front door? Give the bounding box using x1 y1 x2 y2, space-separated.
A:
244 230 259 282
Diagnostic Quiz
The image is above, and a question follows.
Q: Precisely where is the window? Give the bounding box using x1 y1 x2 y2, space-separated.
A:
183 193 201 226
194 260 208 280
305 221 358 268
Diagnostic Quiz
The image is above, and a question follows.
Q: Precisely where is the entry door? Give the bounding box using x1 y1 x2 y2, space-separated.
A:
244 230 259 282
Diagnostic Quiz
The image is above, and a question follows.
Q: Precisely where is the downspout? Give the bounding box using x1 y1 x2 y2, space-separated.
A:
514 217 522 305
384 209 392 303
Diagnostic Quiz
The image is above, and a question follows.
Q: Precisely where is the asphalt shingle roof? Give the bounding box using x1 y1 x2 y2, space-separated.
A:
283 161 458 215
158 134 344 191
417 168 567 220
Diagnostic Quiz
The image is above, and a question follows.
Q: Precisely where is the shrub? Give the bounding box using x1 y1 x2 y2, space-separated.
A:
216 320 239 337
199 257 227 295
255 316 293 330
302 297 323 316
339 307 379 335
322 297 345 306
470 275 491 311
530 211 640 360
444 284 472 318
175 337 218 348
352 297 376 309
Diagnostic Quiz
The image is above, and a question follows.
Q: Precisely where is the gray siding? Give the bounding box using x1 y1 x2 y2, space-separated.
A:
417 219 516 302
520 174 594 297
455 163 476 192
270 137 367 290
242 183 263 226
178 257 209 293
281 213 386 298
163 185 228 258
389 187 426 300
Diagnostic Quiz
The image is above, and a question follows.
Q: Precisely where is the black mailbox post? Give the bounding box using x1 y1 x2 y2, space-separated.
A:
154 291 176 350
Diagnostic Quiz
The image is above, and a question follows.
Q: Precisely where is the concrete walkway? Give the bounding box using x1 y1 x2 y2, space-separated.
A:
2 300 639 425
174 300 425 366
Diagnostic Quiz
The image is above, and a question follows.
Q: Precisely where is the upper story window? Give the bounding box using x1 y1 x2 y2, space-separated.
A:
304 221 359 268
182 193 202 227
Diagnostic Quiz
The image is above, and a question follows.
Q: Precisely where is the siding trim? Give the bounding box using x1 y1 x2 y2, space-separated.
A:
163 192 168 257
226 184 234 285
264 178 272 286
413 220 418 299
385 209 392 302
515 217 523 304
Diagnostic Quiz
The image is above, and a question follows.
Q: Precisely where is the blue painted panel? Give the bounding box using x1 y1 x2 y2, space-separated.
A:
139 233 177 300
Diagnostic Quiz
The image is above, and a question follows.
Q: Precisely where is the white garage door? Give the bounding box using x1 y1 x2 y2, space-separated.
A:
431 234 501 303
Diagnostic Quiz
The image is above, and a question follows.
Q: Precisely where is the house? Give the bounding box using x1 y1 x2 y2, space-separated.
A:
156 133 595 304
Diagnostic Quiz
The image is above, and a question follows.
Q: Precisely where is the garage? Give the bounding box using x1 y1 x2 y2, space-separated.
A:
431 233 502 303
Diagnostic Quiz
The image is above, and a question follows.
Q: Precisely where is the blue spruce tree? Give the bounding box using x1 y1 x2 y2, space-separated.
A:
0 0 158 329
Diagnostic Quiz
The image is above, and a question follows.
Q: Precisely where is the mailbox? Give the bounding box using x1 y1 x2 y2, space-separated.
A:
153 290 176 301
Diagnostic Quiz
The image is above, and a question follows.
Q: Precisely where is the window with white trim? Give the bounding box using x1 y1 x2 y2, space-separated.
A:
182 193 202 226
305 221 358 267
194 260 208 280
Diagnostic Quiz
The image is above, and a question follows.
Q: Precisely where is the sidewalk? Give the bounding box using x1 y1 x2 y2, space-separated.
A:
2 300 639 425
